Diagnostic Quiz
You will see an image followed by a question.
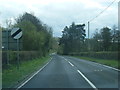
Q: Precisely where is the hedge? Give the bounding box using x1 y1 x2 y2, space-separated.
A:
68 51 118 60
2 51 43 69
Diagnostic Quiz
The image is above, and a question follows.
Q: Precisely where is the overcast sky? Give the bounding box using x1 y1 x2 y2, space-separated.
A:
0 0 119 37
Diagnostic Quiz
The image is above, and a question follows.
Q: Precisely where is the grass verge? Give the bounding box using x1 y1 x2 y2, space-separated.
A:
73 56 119 69
2 56 51 88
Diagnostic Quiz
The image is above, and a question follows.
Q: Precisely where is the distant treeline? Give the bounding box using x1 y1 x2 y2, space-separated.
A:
58 22 119 59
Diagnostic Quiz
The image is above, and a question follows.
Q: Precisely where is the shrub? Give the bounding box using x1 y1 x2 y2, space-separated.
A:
68 51 118 60
2 51 42 69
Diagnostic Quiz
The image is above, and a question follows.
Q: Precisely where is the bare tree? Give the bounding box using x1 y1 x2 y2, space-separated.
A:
5 19 12 29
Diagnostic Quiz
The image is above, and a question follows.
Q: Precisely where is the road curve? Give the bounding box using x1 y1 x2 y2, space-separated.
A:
19 54 119 89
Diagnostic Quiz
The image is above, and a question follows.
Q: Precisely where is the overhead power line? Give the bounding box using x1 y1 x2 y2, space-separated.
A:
89 0 117 22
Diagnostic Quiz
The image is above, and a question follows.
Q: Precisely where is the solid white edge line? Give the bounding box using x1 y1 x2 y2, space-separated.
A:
77 70 98 90
70 56 120 72
102 64 120 71
68 62 74 66
93 61 120 72
16 58 52 90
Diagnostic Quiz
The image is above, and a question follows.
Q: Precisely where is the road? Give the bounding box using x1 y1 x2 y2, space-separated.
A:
19 54 120 89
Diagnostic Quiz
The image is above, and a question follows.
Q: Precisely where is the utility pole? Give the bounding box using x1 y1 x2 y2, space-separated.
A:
88 21 90 39
88 21 90 51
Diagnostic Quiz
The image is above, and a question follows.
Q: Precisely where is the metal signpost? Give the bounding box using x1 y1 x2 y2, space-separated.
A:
7 29 9 65
11 28 22 69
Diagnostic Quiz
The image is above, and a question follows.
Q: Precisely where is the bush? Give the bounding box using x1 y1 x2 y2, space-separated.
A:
2 51 42 69
68 51 118 60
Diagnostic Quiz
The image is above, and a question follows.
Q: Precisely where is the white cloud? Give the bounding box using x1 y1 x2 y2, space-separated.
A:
0 0 118 37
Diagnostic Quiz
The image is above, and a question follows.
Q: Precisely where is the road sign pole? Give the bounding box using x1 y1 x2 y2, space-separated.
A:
11 28 22 69
17 39 20 69
7 30 9 65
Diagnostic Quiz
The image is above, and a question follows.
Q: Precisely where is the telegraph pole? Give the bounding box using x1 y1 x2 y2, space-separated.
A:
88 22 90 39
88 21 90 51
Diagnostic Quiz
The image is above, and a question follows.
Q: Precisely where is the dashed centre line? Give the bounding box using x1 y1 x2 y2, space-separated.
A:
68 61 74 67
62 57 74 66
63 57 98 90
77 70 98 90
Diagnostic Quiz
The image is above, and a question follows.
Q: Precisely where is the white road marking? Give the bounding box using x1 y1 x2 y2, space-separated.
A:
68 61 74 66
77 70 98 90
62 57 74 66
64 58 67 61
102 65 120 71
62 57 68 61
88 60 120 72
16 58 52 90
70 56 120 72
62 56 98 89
94 69 103 72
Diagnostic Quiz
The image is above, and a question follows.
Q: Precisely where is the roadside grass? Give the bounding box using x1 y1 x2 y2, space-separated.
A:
73 56 119 69
2 56 51 88
0 72 1 89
